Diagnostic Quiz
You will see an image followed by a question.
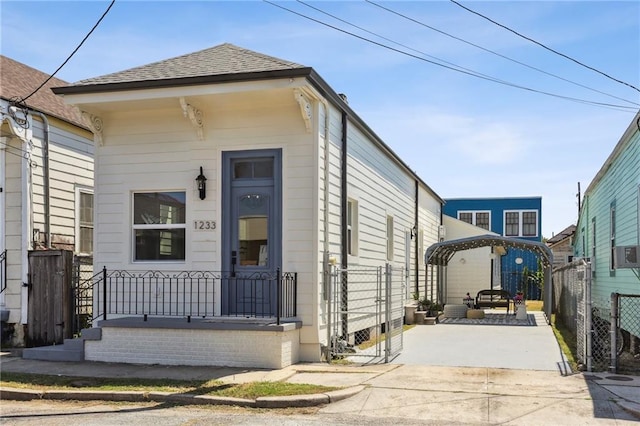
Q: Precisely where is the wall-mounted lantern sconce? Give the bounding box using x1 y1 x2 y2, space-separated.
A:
410 225 417 240
196 166 207 200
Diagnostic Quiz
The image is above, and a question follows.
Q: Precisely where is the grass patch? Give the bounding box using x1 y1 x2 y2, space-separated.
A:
550 313 579 372
0 372 338 399
526 300 543 311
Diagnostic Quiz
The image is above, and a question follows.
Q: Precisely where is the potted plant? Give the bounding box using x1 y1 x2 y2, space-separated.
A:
419 297 431 312
428 302 441 317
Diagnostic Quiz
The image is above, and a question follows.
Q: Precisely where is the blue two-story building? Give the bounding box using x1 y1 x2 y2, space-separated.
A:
443 197 543 299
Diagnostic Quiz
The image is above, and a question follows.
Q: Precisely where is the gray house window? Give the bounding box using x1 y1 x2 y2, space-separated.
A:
133 191 186 261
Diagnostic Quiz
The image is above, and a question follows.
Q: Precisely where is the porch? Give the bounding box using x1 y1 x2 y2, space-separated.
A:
24 267 301 369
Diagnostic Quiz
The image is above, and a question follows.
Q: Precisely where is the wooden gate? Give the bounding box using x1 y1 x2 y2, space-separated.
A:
27 250 73 346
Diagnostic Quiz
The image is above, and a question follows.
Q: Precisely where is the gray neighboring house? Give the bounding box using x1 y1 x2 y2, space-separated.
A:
1 56 94 346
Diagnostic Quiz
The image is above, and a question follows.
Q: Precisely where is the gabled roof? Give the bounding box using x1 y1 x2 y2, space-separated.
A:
583 110 640 196
52 43 444 204
546 224 576 245
425 234 553 267
0 55 87 129
57 43 308 92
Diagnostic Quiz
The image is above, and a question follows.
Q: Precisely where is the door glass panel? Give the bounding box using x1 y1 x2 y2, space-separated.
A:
253 160 273 178
234 162 252 179
238 194 269 266
233 159 274 179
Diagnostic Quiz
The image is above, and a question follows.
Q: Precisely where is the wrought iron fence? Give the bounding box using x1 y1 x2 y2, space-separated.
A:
0 249 6 294
72 255 95 334
89 267 296 325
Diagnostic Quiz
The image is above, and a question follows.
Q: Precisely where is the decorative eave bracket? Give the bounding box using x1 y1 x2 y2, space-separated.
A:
294 89 312 133
81 111 104 146
179 97 204 141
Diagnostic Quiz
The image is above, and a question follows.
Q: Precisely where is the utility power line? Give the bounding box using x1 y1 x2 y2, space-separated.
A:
366 0 639 107
19 0 116 104
265 1 637 112
449 0 640 93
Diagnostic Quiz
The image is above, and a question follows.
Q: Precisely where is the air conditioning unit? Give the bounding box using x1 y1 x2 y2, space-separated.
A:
438 225 446 242
614 245 640 268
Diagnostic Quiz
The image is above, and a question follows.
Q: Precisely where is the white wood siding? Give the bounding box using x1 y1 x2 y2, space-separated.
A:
575 129 640 305
26 118 94 250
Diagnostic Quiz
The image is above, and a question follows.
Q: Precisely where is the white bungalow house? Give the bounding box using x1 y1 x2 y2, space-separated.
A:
0 56 94 347
50 43 444 368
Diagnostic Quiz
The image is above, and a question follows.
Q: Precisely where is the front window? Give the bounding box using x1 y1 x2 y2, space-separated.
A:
459 212 473 224
476 212 490 230
458 211 490 230
522 211 537 236
133 191 186 261
504 210 538 237
505 212 519 236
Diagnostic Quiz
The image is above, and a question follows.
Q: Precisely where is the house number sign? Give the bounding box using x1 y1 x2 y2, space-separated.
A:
194 220 216 230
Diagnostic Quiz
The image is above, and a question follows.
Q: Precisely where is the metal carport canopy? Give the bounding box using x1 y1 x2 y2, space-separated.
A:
425 234 553 267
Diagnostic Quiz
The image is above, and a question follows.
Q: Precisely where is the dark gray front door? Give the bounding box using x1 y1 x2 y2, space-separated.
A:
222 150 281 315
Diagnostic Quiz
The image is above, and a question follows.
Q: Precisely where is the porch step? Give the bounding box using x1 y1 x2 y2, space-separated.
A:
21 327 102 362
23 343 84 362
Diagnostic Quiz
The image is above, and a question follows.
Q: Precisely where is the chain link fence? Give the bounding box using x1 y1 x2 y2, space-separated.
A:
328 264 405 362
613 293 640 374
553 260 640 374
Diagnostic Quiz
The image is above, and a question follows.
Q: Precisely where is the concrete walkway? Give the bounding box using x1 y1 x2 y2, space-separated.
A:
392 311 570 372
1 310 639 423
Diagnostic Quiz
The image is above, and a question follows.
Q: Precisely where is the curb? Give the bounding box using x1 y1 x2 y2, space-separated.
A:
617 400 640 420
0 385 365 408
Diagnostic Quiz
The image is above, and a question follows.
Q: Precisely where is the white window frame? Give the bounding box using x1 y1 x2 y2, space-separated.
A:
347 198 358 256
132 190 187 263
75 187 94 255
503 210 538 237
457 210 491 230
386 215 394 261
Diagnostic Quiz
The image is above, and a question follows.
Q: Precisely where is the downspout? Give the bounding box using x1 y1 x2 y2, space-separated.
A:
414 180 419 297
20 132 32 325
321 100 331 269
321 100 331 363
340 111 348 271
340 110 348 339
29 110 50 249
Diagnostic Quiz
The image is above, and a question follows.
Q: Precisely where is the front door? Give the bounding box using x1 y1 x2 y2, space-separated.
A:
222 150 281 316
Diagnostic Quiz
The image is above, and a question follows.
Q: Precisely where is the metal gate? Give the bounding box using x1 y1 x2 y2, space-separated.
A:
72 255 96 335
328 264 404 362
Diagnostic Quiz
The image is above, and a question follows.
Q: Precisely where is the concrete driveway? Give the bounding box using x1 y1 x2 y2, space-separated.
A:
391 311 570 373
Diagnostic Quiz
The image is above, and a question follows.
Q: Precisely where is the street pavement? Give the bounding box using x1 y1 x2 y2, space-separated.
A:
1 310 639 424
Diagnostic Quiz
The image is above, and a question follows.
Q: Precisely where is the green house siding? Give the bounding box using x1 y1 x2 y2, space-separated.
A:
575 118 640 309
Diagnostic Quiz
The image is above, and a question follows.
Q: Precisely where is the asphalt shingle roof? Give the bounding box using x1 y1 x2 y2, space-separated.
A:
0 55 87 128
72 43 306 87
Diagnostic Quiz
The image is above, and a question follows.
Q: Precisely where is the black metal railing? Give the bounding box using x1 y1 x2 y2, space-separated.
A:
91 268 297 325
0 250 6 294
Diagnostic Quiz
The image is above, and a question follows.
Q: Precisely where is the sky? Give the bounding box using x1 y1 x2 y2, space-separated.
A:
2 1 639 238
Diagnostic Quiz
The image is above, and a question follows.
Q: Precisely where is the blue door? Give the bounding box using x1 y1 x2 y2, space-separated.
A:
222 150 281 316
